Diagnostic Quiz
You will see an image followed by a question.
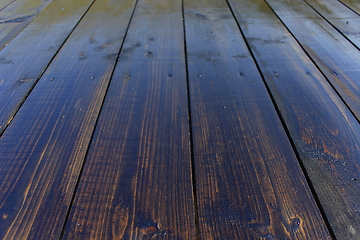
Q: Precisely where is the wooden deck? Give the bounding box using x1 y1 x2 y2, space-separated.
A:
0 0 360 239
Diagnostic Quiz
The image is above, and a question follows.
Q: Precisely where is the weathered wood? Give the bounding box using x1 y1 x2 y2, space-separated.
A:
340 0 360 15
184 0 331 239
61 0 196 239
0 0 16 11
229 0 360 238
304 0 360 49
264 0 360 121
0 0 54 50
0 0 135 238
0 0 94 136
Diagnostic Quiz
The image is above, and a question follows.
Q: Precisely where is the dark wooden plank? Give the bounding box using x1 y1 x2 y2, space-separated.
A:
0 0 135 238
0 0 94 136
340 0 360 15
228 0 360 238
304 0 360 49
184 0 331 239
264 0 360 121
62 0 196 239
0 0 54 50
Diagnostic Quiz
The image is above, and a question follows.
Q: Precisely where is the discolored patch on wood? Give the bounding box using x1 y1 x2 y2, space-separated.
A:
142 225 158 235
121 42 141 55
249 223 272 238
145 51 154 58
138 221 172 238
78 52 88 60
103 53 118 60
17 78 35 83
290 217 301 233
0 57 13 64
0 15 34 24
137 217 169 237
111 205 129 239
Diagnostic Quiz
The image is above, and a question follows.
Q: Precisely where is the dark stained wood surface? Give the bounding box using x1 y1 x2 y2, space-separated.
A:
265 0 360 121
0 0 54 50
0 0 94 135
304 0 360 49
184 0 330 239
62 0 196 239
0 0 360 239
0 0 135 238
229 0 360 238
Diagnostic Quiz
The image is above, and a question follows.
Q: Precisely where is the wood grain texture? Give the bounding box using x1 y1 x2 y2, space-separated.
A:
62 0 196 239
265 0 360 121
304 0 360 49
340 0 360 15
184 0 331 239
0 0 135 238
0 0 16 11
0 0 94 136
229 0 360 238
0 0 54 50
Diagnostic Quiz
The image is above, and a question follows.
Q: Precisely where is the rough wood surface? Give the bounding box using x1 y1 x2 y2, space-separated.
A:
304 0 360 49
0 0 94 136
340 0 360 15
62 0 196 239
0 0 54 50
183 0 331 239
265 0 360 121
229 0 360 238
0 0 135 238
0 0 359 238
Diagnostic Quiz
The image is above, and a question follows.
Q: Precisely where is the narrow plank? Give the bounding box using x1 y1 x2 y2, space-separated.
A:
340 0 360 15
0 0 16 11
184 0 331 239
304 0 360 49
0 0 54 50
229 0 360 238
0 0 136 238
264 0 360 121
62 0 196 238
0 0 94 136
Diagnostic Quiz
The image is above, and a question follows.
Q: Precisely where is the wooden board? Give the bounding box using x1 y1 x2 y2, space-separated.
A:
0 0 16 11
0 0 54 50
0 0 135 238
0 0 94 136
61 0 196 239
340 0 360 15
228 0 360 238
183 0 331 239
264 0 360 121
304 0 360 49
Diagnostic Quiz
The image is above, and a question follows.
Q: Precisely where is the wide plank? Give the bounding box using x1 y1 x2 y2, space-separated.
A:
264 0 360 121
62 0 196 239
304 0 360 49
340 0 360 15
0 0 94 136
184 0 331 239
0 0 54 50
0 0 135 238
229 0 360 238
